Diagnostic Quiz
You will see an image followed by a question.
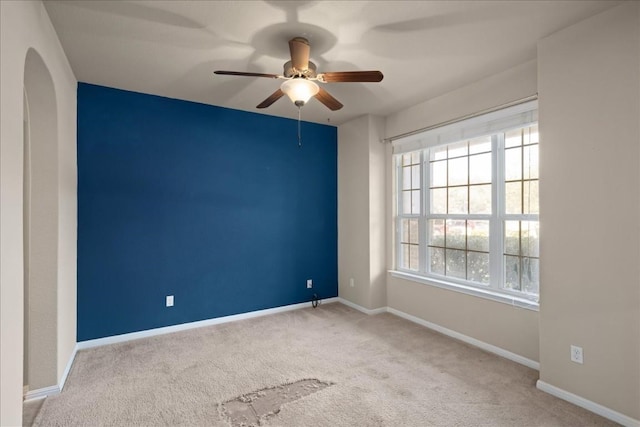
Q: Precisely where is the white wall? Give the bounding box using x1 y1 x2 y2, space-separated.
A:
24 47 60 390
538 2 640 420
383 60 540 362
338 115 387 310
338 115 370 308
0 1 77 424
385 60 537 140
368 116 387 309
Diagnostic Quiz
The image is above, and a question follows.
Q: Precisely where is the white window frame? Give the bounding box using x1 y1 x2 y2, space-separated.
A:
391 101 539 310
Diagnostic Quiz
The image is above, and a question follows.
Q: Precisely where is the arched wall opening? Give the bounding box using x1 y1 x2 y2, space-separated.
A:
23 47 59 392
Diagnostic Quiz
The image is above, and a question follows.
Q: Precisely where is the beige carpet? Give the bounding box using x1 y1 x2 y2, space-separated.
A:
33 303 616 426
23 398 44 426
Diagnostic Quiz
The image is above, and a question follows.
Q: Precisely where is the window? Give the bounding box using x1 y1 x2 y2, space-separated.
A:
503 126 539 295
399 152 421 271
393 101 539 306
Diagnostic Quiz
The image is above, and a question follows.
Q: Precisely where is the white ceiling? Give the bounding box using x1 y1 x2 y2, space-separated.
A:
44 0 619 126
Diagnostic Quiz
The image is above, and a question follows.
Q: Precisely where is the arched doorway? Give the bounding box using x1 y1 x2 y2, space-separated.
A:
23 48 59 394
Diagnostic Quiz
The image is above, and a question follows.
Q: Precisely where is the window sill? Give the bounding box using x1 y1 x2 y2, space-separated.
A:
388 270 539 312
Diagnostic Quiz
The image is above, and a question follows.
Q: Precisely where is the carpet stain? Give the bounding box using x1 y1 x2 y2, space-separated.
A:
220 379 333 426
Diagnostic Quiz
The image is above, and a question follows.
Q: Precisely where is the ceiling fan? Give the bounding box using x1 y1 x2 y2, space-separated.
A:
214 37 384 111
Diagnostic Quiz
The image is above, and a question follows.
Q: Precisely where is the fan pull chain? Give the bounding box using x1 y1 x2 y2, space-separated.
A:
297 106 302 148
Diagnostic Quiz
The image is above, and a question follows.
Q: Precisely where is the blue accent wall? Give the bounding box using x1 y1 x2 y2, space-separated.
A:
77 83 337 341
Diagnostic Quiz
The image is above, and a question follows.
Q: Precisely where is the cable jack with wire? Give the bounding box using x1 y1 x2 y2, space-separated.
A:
311 293 319 308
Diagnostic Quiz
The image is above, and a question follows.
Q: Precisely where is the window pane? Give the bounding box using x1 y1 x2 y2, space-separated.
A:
504 221 520 255
402 166 412 190
446 249 466 279
402 154 412 166
468 252 490 284
505 147 522 181
521 257 539 295
448 186 468 214
400 219 418 244
523 180 539 214
429 219 445 247
431 160 447 187
409 245 419 271
448 157 468 186
408 219 419 244
400 236 420 271
504 255 521 290
401 244 410 269
431 145 447 161
446 220 466 250
469 153 491 184
505 129 522 148
429 247 445 275
402 191 412 214
528 125 539 144
469 184 491 214
469 136 491 154
431 188 447 214
467 220 490 252
401 219 410 243
521 221 539 258
411 165 421 189
411 151 421 165
401 219 419 244
523 145 539 180
411 190 421 214
448 141 468 158
505 182 522 214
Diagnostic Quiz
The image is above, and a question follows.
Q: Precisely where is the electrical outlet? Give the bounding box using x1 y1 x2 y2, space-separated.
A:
570 345 583 364
349 278 355 287
307 279 313 289
166 295 174 307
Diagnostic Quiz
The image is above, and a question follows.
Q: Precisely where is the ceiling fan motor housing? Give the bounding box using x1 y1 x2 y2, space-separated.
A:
283 60 317 78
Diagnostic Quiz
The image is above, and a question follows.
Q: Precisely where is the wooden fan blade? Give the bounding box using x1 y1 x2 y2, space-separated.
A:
289 37 310 71
317 71 384 83
315 87 343 111
214 70 280 79
256 89 285 109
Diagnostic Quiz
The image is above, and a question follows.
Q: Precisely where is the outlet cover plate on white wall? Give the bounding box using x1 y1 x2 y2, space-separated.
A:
570 345 583 364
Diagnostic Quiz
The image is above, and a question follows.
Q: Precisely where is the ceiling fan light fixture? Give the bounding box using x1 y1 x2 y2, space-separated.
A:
215 35 382 112
280 78 319 106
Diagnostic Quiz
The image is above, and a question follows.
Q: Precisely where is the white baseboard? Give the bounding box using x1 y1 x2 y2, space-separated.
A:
386 306 540 371
23 344 78 402
536 380 639 427
24 385 59 402
334 300 539 371
337 298 387 315
59 344 78 391
78 298 339 350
